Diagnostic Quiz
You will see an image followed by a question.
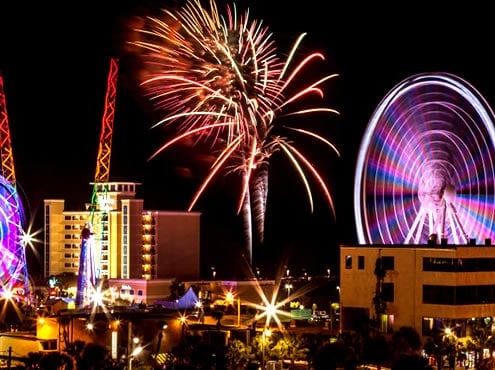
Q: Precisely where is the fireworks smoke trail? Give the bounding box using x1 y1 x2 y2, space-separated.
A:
130 0 340 265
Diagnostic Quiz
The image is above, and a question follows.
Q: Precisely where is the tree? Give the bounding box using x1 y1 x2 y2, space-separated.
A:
226 339 255 370
211 310 224 327
363 334 390 369
313 341 344 370
391 355 433 370
372 256 387 323
391 326 432 370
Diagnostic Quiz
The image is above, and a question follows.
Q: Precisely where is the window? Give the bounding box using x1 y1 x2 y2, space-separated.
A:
40 339 58 351
382 282 394 302
382 256 394 270
423 285 455 304
137 289 143 296
345 256 352 269
358 256 365 269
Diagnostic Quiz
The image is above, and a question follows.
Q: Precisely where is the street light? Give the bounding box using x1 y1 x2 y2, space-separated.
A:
155 321 168 355
284 283 293 298
261 327 271 370
128 345 143 370
180 315 187 338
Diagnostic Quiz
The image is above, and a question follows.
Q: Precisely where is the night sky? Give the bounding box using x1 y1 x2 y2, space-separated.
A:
0 1 494 279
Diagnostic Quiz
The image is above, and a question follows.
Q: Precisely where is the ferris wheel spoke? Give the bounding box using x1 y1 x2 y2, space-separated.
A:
355 72 495 245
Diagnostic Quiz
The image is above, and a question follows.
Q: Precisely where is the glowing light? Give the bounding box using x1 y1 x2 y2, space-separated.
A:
261 327 272 370
20 223 42 253
0 176 29 297
1 289 13 301
179 315 187 325
84 280 115 324
131 0 340 262
241 260 319 332
131 345 143 356
355 72 495 245
224 290 235 305
284 283 293 297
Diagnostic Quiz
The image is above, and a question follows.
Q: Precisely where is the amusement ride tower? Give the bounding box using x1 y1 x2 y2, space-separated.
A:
0 72 30 298
75 58 119 307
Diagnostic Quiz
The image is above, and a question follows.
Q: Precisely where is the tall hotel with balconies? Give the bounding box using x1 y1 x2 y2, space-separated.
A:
43 181 200 285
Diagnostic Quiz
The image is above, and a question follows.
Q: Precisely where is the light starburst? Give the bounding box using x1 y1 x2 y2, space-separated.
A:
20 217 42 260
240 260 322 334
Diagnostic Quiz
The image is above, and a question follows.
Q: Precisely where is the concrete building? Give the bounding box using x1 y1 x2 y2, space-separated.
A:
43 181 201 284
340 243 495 338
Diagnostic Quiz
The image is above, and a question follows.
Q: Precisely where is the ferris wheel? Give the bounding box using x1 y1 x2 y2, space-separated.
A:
0 175 26 290
0 73 29 296
354 72 495 245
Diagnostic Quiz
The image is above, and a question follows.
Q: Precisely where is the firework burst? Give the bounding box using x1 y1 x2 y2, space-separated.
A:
131 0 340 264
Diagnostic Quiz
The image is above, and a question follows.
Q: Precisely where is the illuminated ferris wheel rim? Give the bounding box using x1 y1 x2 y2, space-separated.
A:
354 72 495 245
0 174 26 286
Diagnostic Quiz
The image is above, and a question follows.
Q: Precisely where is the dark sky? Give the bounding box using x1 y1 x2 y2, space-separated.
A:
0 1 494 279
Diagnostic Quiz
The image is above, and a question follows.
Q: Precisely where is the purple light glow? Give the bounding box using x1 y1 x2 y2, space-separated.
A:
355 72 495 245
0 175 28 291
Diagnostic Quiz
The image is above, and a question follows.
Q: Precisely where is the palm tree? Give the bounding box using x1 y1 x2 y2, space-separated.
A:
390 326 432 370
423 336 442 370
467 317 493 366
372 256 387 329
226 338 255 370
271 333 309 368
36 352 73 370
21 352 43 369
363 334 390 369
313 340 345 370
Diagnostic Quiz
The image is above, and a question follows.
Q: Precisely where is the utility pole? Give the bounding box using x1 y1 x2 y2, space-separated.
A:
7 346 11 369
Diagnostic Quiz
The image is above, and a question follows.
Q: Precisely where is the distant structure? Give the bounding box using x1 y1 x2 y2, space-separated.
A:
341 72 495 355
43 58 201 305
0 72 30 297
75 57 119 307
354 72 495 245
44 182 201 298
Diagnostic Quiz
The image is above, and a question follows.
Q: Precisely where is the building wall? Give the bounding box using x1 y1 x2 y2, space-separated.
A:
340 244 495 336
108 278 176 304
120 198 144 279
44 200 81 277
108 210 121 278
154 211 201 281
44 182 201 286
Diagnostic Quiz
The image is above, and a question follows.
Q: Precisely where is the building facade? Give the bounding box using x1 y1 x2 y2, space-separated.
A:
340 243 495 338
44 182 200 283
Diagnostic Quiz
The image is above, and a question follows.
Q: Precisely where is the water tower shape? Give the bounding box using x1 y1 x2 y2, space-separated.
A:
354 72 495 245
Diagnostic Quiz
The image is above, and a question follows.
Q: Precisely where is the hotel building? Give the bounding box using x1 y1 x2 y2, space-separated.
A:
43 181 200 301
